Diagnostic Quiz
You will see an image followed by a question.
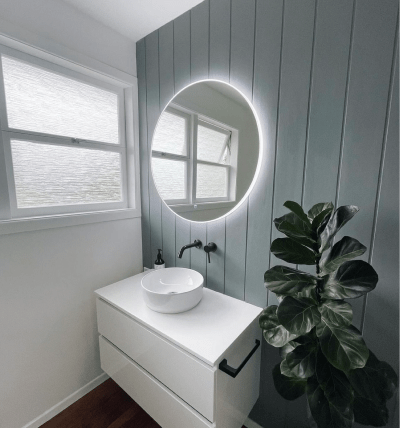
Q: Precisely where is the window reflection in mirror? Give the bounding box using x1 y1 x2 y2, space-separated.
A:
151 81 260 222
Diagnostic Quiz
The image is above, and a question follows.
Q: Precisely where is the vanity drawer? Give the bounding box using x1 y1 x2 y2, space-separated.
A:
99 336 214 428
96 298 216 422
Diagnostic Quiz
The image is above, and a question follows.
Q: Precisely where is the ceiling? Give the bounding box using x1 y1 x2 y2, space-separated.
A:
61 0 205 42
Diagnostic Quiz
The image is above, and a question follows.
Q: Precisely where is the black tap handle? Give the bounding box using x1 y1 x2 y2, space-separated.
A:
204 242 217 263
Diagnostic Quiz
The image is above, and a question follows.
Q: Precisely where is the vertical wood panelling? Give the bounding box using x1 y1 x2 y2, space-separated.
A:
246 2 285 424
363 51 398 372
206 0 230 294
245 0 283 308
173 12 192 265
137 1 399 426
159 23 175 110
224 0 255 300
189 0 209 278
209 0 230 81
174 12 191 93
229 0 255 100
159 22 176 268
145 31 163 263
335 0 398 329
269 0 316 305
225 202 248 300
302 0 353 208
175 217 191 268
137 39 151 268
190 0 209 82
190 222 207 282
206 219 225 293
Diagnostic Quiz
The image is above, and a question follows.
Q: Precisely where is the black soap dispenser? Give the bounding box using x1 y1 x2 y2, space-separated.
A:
154 249 165 270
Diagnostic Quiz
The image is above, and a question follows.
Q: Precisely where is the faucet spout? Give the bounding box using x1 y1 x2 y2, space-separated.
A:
178 240 202 258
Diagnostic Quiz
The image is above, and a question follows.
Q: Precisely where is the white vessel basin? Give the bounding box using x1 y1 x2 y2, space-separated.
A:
141 268 204 314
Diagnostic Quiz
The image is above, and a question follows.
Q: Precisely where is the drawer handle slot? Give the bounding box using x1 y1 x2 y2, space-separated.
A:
219 339 260 378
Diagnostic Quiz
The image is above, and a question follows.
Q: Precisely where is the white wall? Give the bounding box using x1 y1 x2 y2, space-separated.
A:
0 218 142 428
0 0 136 76
0 3 141 427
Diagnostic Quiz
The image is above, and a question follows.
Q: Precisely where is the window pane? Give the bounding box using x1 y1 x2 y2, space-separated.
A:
152 157 186 200
196 164 227 198
152 111 187 156
197 124 229 164
11 140 122 208
2 56 119 144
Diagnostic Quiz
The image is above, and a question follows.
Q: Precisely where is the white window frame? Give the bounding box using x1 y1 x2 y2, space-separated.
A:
0 41 141 234
151 103 238 208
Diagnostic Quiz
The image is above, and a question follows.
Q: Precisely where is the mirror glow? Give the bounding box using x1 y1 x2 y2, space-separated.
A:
151 80 261 222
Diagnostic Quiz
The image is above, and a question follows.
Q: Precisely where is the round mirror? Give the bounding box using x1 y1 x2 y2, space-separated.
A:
151 80 261 222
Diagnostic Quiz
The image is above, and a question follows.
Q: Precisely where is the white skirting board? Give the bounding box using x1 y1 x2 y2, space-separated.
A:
244 417 264 428
21 373 109 428
20 370 261 428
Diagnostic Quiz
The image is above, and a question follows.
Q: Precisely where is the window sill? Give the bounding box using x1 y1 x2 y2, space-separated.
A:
0 208 141 235
169 201 236 214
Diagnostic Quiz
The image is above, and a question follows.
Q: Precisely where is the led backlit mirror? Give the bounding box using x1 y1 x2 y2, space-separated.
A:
151 81 261 222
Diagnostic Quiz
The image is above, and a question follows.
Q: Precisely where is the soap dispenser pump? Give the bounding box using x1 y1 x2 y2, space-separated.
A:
154 249 165 270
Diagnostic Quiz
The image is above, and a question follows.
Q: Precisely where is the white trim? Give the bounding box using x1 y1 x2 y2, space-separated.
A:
0 40 142 224
124 85 142 211
0 18 135 85
21 372 109 428
171 201 236 214
0 208 140 236
244 416 264 428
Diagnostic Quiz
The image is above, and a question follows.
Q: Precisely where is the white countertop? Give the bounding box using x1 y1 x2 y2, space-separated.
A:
95 272 263 366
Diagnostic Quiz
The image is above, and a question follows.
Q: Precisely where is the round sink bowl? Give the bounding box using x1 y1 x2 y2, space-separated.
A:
141 268 204 314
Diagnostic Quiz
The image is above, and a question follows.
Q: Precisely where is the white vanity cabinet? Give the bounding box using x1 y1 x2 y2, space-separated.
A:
95 272 263 428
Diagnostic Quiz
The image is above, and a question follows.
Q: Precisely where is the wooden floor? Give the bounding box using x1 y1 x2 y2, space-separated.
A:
40 379 161 428
41 378 248 427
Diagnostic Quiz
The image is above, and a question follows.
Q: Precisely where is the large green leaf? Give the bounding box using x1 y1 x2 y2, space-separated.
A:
272 363 307 400
280 358 297 378
277 296 321 335
307 375 353 428
321 260 378 299
274 213 316 248
318 205 359 252
348 351 398 404
279 340 299 359
264 265 317 296
259 305 298 347
317 321 369 371
283 200 310 224
307 202 334 221
311 207 333 232
271 238 316 265
315 348 353 411
320 236 367 275
318 300 353 328
285 343 317 378
353 395 389 427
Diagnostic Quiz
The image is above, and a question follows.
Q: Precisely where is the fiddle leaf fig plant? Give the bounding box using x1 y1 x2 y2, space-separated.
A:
259 201 398 428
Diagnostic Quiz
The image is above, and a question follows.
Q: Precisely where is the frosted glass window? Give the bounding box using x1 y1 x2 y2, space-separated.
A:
197 124 229 164
2 56 119 144
196 164 227 198
11 140 122 208
152 111 187 156
152 157 186 200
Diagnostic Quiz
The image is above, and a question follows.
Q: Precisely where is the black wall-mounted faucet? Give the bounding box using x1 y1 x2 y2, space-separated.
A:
177 240 202 258
204 242 217 263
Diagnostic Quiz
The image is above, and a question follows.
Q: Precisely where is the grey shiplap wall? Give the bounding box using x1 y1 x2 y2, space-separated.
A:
136 1 399 426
